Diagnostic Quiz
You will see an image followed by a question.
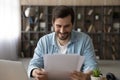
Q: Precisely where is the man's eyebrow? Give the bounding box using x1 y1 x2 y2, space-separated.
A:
56 24 70 26
64 24 70 26
56 24 61 26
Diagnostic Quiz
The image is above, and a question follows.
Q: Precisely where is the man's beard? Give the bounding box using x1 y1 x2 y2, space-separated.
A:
56 32 71 40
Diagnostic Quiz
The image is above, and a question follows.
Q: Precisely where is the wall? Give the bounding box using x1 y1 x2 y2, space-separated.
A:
20 0 120 5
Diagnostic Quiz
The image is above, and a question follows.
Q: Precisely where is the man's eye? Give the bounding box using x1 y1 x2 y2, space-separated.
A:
64 25 70 28
56 25 61 28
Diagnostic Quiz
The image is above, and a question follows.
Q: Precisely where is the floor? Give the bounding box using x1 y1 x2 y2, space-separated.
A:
19 58 120 80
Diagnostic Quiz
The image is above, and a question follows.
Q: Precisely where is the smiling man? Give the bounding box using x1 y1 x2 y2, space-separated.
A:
28 6 98 80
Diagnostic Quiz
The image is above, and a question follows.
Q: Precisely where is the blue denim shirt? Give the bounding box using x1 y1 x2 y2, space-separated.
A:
28 30 98 77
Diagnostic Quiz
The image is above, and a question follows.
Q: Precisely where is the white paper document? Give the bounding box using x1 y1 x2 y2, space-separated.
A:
44 54 84 79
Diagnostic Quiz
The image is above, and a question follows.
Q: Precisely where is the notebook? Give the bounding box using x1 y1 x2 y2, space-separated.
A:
0 60 28 80
44 54 84 79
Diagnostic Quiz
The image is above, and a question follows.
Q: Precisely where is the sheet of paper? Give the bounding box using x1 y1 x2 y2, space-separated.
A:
44 54 84 79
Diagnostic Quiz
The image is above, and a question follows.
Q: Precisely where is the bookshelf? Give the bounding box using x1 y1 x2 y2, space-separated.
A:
21 6 47 57
21 6 120 60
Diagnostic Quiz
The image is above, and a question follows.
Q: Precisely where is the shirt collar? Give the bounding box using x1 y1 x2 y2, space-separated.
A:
70 30 78 43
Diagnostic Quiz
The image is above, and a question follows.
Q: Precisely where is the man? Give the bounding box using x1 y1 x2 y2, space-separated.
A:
28 6 98 80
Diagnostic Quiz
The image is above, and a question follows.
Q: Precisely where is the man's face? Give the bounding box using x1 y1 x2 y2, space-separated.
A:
53 15 73 40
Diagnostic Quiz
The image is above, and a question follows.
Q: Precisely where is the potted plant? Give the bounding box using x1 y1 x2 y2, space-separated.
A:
91 68 101 80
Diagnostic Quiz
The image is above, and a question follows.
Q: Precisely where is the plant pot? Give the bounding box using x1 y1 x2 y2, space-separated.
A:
91 75 101 80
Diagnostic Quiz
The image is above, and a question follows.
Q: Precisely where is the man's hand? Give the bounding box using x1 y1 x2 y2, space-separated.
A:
32 68 48 80
70 71 90 80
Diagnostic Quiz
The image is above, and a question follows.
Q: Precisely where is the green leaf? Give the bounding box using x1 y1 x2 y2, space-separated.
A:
92 68 101 77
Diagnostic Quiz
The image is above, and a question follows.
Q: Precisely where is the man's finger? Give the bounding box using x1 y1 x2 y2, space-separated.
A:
35 69 47 75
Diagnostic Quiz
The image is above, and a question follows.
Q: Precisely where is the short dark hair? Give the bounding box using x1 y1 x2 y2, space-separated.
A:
52 6 74 24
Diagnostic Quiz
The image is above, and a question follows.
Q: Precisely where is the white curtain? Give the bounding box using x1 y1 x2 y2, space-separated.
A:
0 0 21 60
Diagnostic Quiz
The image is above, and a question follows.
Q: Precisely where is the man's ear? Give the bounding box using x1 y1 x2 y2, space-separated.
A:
51 21 54 31
52 21 55 27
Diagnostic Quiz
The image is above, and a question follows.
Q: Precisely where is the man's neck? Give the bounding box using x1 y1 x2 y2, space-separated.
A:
57 37 70 46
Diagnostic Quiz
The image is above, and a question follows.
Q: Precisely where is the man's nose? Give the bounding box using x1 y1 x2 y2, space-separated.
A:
60 27 65 33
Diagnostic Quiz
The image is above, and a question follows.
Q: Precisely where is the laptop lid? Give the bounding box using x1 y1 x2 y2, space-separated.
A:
0 60 28 80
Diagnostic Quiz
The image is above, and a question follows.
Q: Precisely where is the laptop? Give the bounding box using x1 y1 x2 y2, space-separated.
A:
0 60 28 80
44 54 84 79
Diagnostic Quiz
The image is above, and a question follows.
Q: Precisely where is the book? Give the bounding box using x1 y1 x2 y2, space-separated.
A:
34 25 38 31
25 24 30 32
88 9 93 16
112 54 116 60
107 26 111 33
108 9 112 15
111 45 116 52
39 12 43 19
88 24 95 32
21 52 25 58
34 17 38 24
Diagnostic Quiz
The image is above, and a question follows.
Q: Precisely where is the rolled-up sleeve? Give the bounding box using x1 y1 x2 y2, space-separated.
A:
82 36 98 72
27 39 44 78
